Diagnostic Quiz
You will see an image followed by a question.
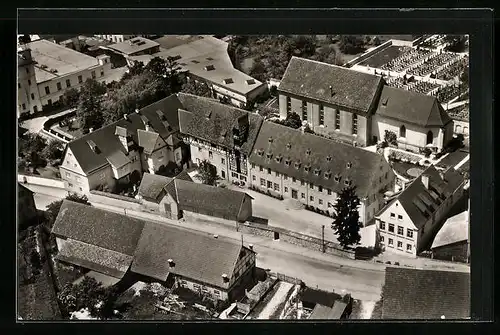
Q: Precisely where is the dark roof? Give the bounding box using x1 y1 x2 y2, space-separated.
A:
309 301 347 319
174 169 194 182
249 122 391 198
279 57 383 113
174 179 250 220
18 183 34 197
56 239 134 279
382 267 470 319
431 210 468 249
137 173 251 220
106 150 131 168
137 130 159 155
67 94 181 174
177 93 263 155
52 200 145 256
301 287 338 308
131 222 248 288
393 165 464 227
137 173 173 203
375 86 453 127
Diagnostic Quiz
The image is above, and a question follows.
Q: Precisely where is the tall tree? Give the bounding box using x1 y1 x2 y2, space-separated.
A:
77 79 106 131
331 186 362 249
195 160 218 186
18 132 47 168
339 35 365 55
181 80 212 98
42 139 64 161
61 88 80 108
18 34 31 45
275 112 302 129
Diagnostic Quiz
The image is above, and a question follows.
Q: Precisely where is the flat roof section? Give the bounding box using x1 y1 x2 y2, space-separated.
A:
108 36 160 55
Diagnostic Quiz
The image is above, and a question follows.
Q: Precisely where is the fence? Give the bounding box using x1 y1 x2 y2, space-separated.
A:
270 272 303 285
18 173 66 189
88 190 142 211
42 111 77 142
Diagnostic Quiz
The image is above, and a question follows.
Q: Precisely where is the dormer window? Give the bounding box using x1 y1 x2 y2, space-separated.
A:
266 151 273 159
334 174 341 182
257 149 264 157
246 79 256 85
344 179 352 186
223 78 234 84
268 137 273 143
324 170 332 179
285 158 291 166
275 154 283 163
204 64 215 71
304 164 311 173
347 162 352 169
306 148 311 156
294 161 301 169
205 110 212 119
326 156 332 162
286 143 292 150
314 168 321 176
382 97 389 106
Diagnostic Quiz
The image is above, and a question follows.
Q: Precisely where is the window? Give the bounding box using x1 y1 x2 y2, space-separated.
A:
380 235 385 243
397 241 403 249
380 221 386 230
309 183 314 189
302 101 307 120
101 70 104 77
286 96 291 113
193 284 201 290
284 187 288 193
335 110 340 130
18 83 21 89
56 82 62 91
390 213 395 218
43 86 50 95
309 195 314 202
398 214 403 221
267 168 271 175
397 226 404 235
214 289 220 296
209 151 213 159
22 103 26 110
318 199 323 205
301 193 305 199
300 181 305 186
48 99 52 105
68 183 73 187
388 223 395 233
406 244 412 251
91 71 96 79
259 166 263 172
388 238 393 246
274 183 280 191
319 105 324 125
328 202 333 208
221 170 226 178
202 286 209 293
275 171 280 177
400 125 406 138
284 176 288 180
352 114 358 135
252 175 256 181
78 75 83 83
232 172 238 178
407 229 413 238
28 79 31 86
33 106 38 113
251 163 255 169
318 186 323 192
327 189 332 195
65 172 72 178
267 181 272 188
292 177 296 183
66 79 71 87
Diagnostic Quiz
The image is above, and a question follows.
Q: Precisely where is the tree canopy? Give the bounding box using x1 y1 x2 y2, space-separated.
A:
44 194 90 232
274 112 302 129
76 79 107 131
195 160 218 186
338 35 365 55
181 79 212 98
331 185 362 249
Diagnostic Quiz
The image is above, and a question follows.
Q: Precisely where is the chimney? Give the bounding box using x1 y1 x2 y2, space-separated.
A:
89 128 94 133
213 234 218 239
167 259 175 268
135 108 140 114
145 123 151 132
123 113 128 121
248 244 253 251
222 274 229 283
439 171 446 181
421 174 430 189
329 85 333 97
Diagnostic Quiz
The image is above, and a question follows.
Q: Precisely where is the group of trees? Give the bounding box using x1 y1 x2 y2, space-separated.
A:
443 35 468 53
18 133 64 171
338 35 366 55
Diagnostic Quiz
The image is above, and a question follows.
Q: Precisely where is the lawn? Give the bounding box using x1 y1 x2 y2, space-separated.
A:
359 45 409 68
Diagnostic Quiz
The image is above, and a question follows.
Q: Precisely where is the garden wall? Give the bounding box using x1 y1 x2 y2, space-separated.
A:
88 190 142 211
18 174 66 189
183 211 238 229
238 223 355 259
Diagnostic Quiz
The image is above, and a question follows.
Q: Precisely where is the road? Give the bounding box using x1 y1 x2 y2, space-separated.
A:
26 183 386 301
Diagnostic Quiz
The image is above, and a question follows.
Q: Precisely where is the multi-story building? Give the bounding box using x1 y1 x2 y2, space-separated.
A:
106 37 160 58
278 56 385 147
375 165 465 257
278 56 455 152
59 95 187 194
178 93 264 185
94 34 137 44
248 121 396 226
17 39 112 116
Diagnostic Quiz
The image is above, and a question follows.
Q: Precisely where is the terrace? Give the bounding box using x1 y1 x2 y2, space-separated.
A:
380 48 434 73
406 52 459 77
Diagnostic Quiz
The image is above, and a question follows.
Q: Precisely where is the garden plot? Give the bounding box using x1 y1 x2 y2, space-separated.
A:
254 281 295 319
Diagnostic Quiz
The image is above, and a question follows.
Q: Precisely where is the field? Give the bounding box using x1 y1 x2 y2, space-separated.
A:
359 45 408 68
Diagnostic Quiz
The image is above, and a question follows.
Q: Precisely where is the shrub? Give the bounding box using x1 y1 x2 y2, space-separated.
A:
269 85 277 96
384 130 398 146
388 152 397 162
423 148 432 158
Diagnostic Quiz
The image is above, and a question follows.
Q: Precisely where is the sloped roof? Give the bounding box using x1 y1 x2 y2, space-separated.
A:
18 183 34 197
394 165 464 228
279 57 383 113
108 36 159 55
56 239 134 279
309 301 348 319
375 86 452 127
382 267 470 319
67 95 181 175
131 222 248 288
431 210 469 249
301 287 338 308
52 200 145 256
249 121 392 198
106 150 131 169
137 172 251 220
177 93 263 155
137 129 160 155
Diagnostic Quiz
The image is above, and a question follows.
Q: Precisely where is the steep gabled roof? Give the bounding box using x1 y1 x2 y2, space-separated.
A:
375 86 453 127
279 57 383 113
137 129 160 155
131 222 249 288
249 121 392 198
106 150 131 169
394 165 464 228
137 173 173 203
431 210 469 249
177 93 263 155
382 267 470 319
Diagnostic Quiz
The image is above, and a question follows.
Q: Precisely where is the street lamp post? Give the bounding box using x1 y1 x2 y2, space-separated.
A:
322 225 325 253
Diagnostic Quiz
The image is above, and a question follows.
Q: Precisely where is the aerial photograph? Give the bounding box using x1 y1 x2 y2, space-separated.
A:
17 34 470 320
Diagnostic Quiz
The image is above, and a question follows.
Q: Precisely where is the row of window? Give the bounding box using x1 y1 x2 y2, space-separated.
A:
285 97 357 135
379 221 414 238
40 70 105 96
379 236 413 251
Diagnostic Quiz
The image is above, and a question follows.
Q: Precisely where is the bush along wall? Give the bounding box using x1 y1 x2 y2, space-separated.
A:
249 185 284 200
304 205 334 218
